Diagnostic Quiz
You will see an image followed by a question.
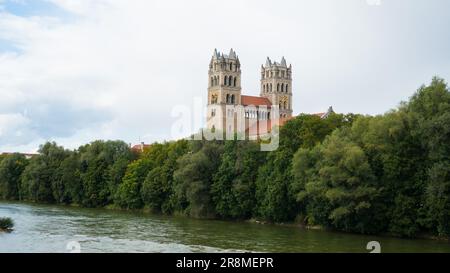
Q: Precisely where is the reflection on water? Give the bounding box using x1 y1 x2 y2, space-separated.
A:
1 202 449 253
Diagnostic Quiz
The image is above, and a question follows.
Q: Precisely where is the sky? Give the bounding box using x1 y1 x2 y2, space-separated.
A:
0 0 449 153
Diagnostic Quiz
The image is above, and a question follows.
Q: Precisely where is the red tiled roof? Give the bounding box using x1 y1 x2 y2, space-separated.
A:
313 112 326 118
131 144 151 153
241 95 272 107
246 116 294 136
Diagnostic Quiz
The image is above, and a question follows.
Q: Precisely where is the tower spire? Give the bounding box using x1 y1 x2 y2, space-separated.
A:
281 56 287 67
229 48 236 59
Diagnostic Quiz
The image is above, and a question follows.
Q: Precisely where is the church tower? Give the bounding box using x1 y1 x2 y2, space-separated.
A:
260 57 293 118
207 49 242 131
208 48 242 106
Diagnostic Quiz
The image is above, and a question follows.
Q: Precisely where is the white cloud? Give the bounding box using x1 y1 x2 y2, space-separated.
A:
0 0 449 152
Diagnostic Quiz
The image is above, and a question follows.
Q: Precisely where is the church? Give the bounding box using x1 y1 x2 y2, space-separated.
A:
206 49 294 138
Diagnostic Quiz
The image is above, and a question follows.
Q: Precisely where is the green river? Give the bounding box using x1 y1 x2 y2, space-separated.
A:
1 202 449 253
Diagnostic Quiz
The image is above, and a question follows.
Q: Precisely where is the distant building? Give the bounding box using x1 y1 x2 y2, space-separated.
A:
312 106 335 119
206 49 335 138
1 152 38 159
206 49 293 138
130 142 151 153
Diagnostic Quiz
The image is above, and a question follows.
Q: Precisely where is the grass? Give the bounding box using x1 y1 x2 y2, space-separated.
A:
0 217 14 232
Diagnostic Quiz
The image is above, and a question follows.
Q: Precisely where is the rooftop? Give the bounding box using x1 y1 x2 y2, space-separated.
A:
241 95 272 107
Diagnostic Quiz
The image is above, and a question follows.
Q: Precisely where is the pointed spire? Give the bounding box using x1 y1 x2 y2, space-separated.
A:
229 48 236 59
281 56 287 67
213 48 218 58
265 57 272 67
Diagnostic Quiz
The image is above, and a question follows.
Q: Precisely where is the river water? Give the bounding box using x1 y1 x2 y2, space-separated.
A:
1 202 449 253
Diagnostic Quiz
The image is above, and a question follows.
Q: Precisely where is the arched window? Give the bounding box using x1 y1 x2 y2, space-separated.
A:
226 94 230 104
224 76 228 86
234 77 237 87
286 84 289 93
281 83 284 92
230 63 233 71
231 95 235 104
277 83 280 92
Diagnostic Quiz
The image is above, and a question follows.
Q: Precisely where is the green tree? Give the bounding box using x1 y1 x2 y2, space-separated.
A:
55 153 83 204
406 77 450 236
0 154 28 200
78 140 134 207
173 140 224 218
21 142 69 203
293 130 381 233
211 140 265 219
115 159 150 209
257 113 353 222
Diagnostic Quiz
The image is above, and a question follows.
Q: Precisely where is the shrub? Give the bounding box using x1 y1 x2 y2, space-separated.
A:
0 217 14 231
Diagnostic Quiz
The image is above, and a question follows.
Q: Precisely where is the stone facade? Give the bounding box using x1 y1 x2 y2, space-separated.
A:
206 49 293 137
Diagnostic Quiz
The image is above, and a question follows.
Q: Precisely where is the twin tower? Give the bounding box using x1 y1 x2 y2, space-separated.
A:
207 49 293 135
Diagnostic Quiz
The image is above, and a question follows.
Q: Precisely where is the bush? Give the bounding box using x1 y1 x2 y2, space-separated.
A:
0 217 14 231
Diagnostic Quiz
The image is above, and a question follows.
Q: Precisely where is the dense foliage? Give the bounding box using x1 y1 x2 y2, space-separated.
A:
0 77 448 238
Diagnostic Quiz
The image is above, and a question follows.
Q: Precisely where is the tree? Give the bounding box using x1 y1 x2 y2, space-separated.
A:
132 140 189 213
20 142 69 203
0 154 28 200
211 140 264 219
256 113 354 222
115 159 150 209
55 153 83 204
406 77 450 236
292 129 382 233
78 140 134 207
173 140 224 218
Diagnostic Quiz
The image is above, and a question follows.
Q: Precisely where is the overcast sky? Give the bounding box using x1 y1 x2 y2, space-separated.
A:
0 0 449 153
